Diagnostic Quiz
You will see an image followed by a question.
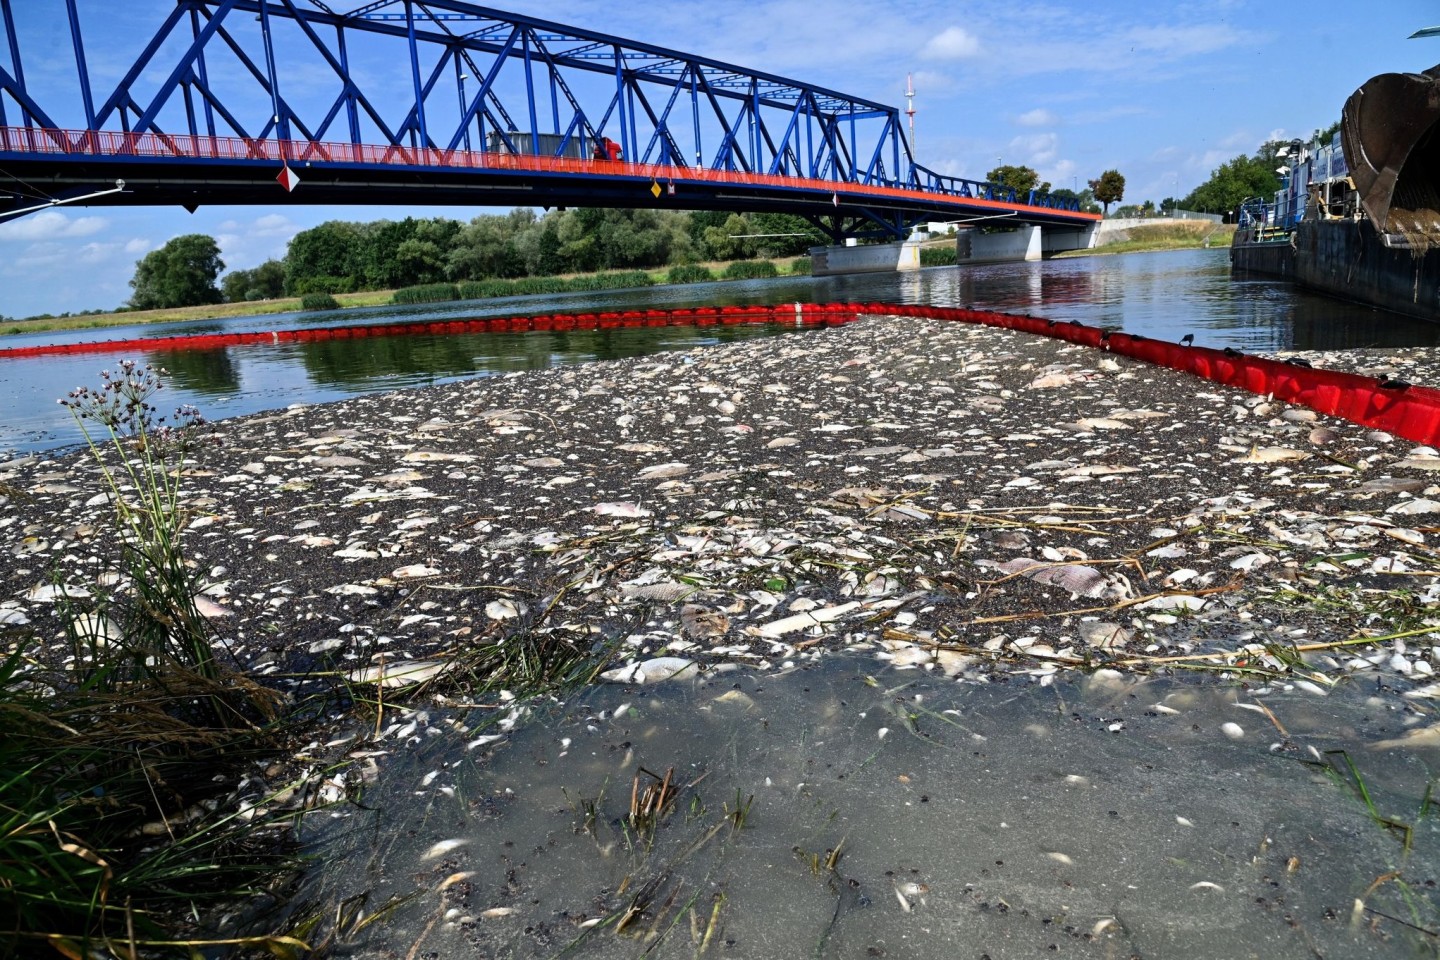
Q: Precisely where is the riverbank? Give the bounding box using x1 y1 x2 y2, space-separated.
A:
1 255 809 336
1053 220 1235 258
7 311 1440 952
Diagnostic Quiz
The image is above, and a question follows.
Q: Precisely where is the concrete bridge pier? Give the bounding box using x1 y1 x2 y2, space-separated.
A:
810 223 1098 276
809 238 924 276
955 223 1098 264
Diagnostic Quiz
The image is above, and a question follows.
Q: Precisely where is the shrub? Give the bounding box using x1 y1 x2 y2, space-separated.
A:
920 245 958 267
722 260 779 280
293 275 355 295
510 276 570 296
392 282 459 305
300 292 341 311
667 264 714 284
575 271 654 291
789 257 812 276
458 279 518 300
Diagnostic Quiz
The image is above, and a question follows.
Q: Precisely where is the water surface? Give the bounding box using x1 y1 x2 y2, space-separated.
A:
286 653 1440 958
5 250 1436 455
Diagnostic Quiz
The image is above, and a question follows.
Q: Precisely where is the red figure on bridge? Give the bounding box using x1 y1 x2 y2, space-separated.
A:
593 137 622 162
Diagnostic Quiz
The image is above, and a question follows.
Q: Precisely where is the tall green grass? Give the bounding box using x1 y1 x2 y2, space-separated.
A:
300 292 341 311
0 363 300 957
666 264 714 284
391 282 459 305
920 245 958 266
451 271 655 302
721 260 779 280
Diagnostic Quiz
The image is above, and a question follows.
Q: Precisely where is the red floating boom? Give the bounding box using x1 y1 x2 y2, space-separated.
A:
6 302 1440 447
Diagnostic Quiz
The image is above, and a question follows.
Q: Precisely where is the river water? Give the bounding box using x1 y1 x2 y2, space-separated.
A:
284 653 1440 959
5 249 1439 456
11 251 1440 955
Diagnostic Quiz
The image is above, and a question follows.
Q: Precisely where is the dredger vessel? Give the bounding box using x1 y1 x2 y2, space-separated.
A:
1230 63 1440 320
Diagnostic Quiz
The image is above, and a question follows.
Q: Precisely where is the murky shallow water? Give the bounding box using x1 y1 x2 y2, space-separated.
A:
285 654 1440 958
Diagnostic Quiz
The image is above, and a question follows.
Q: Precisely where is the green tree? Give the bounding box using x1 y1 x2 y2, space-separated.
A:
1048 187 1100 214
222 259 286 302
128 234 224 310
1089 169 1126 215
747 213 826 257
285 220 364 294
447 210 531 281
985 164 1050 196
220 269 251 304
701 214 756 261
1180 149 1283 217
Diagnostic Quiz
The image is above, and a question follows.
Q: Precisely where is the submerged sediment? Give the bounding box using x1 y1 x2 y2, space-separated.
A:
6 314 1440 693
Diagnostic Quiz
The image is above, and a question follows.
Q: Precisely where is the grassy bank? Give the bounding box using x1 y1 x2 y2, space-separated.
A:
4 255 810 337
1053 220 1235 258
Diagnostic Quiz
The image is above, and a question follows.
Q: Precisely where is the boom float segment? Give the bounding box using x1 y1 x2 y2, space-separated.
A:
5 302 1438 445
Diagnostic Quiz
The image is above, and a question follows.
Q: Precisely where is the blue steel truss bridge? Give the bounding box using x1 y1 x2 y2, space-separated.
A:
0 1 1099 242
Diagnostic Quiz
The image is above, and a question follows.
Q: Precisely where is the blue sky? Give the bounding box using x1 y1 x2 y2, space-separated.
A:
1 0 1437 319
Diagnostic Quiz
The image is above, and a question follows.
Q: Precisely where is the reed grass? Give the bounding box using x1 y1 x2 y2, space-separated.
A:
666 264 715 284
920 244 958 266
390 282 459 305
721 260 778 280
299 293 342 311
0 363 308 957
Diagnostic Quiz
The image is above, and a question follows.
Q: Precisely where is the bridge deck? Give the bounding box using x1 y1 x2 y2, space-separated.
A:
0 126 1101 228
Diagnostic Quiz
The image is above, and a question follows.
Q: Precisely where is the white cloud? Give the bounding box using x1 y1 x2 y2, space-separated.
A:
1009 132 1060 166
75 242 121 265
124 237 151 254
908 70 959 98
252 213 297 236
0 210 109 242
921 26 980 61
1016 108 1058 128
1047 158 1077 186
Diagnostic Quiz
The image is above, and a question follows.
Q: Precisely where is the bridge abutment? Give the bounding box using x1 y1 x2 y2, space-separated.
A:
809 239 923 276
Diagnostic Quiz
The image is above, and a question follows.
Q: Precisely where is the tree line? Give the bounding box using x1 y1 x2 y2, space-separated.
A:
184 208 823 310
127 164 1129 312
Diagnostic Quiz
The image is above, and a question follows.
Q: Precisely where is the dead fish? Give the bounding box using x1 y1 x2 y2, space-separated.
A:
347 660 448 688
1237 446 1308 463
599 657 700 684
1373 724 1440 749
392 564 440 579
681 604 730 640
636 462 689 480
193 595 233 619
423 838 469 861
755 601 861 638
485 598 524 620
994 558 1114 600
402 450 476 463
593 502 652 518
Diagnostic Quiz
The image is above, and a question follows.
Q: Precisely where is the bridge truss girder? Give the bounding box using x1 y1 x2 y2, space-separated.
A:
0 0 908 189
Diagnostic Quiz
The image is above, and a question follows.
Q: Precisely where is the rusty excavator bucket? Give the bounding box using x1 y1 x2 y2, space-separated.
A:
1342 63 1440 232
